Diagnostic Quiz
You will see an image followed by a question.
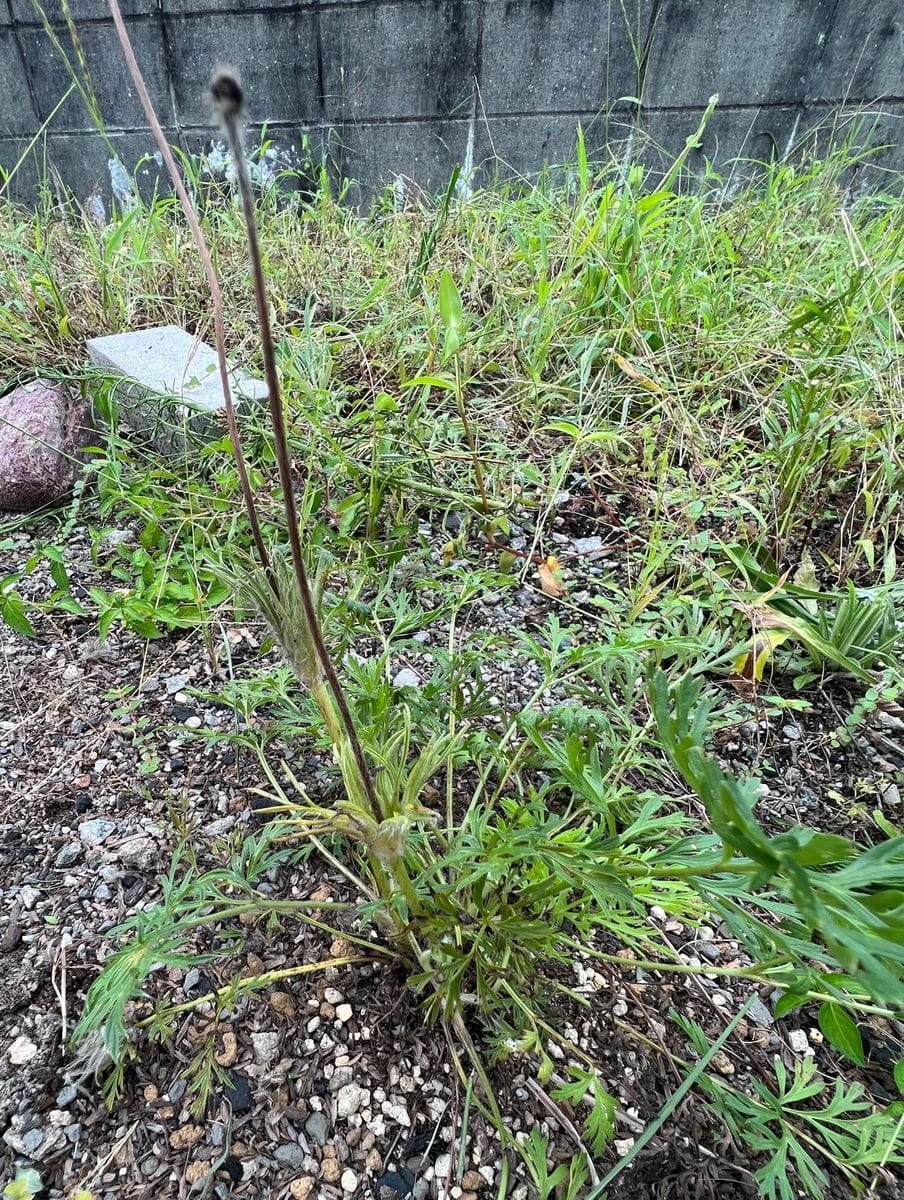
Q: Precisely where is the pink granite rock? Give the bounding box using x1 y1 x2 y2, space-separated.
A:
0 379 95 512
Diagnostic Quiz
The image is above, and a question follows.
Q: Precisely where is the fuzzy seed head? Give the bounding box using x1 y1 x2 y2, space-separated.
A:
210 69 244 122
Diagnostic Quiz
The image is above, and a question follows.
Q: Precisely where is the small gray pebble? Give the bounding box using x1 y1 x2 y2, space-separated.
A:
879 783 901 807
304 1111 330 1147
329 1066 355 1092
79 818 116 845
22 1128 44 1154
747 996 775 1028
274 1143 306 1167
165 672 190 695
56 843 82 867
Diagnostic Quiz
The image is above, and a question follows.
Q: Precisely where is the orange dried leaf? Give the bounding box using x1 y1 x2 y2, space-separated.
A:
538 556 564 597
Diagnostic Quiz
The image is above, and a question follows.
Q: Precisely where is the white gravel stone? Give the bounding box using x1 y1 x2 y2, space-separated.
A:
251 1031 279 1065
116 836 158 869
381 1100 411 1126
335 1003 353 1024
788 1029 809 1053
336 1084 370 1117
392 667 420 689
323 987 344 1004
879 783 901 807
8 1036 37 1065
340 1169 357 1193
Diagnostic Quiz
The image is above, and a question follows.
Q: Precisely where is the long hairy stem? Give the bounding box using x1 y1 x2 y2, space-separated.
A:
210 71 378 817
106 0 273 590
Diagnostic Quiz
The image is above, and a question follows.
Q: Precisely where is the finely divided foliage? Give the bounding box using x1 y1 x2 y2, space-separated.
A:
0 33 903 1200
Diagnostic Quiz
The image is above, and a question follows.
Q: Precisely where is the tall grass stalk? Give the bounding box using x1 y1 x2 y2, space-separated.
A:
107 0 271 581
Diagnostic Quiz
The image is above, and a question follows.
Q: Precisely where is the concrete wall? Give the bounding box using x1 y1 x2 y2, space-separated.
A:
1 0 902 205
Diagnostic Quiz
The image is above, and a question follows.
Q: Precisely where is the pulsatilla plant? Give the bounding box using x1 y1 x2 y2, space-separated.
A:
74 19 904 1186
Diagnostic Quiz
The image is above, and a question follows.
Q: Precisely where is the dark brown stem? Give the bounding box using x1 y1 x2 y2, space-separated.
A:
220 107 378 816
106 0 275 594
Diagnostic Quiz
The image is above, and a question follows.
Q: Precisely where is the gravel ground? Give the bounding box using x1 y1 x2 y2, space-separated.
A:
2 507 903 1200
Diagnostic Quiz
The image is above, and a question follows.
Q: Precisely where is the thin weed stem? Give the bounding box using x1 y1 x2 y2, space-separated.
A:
213 74 378 819
106 0 273 589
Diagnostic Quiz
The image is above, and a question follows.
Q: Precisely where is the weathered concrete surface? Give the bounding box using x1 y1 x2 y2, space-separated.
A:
0 0 901 204
87 326 267 435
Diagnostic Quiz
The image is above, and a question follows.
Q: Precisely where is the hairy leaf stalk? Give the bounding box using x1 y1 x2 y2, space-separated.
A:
211 71 379 820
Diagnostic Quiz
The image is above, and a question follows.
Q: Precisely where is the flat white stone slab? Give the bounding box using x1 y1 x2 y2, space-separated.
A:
87 325 267 428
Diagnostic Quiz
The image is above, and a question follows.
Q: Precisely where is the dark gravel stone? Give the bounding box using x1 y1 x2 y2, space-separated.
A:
223 1156 243 1182
223 1069 252 1113
400 1133 430 1158
375 1169 416 1200
185 970 215 998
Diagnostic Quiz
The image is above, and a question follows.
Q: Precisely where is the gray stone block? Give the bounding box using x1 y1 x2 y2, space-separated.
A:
87 326 267 440
165 12 319 128
0 32 39 139
0 137 40 205
637 104 808 185
841 103 904 194
329 119 470 206
14 129 169 209
9 0 148 23
642 0 837 109
807 3 903 103
475 113 598 182
160 0 304 11
18 19 169 132
480 0 647 115
319 2 479 121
